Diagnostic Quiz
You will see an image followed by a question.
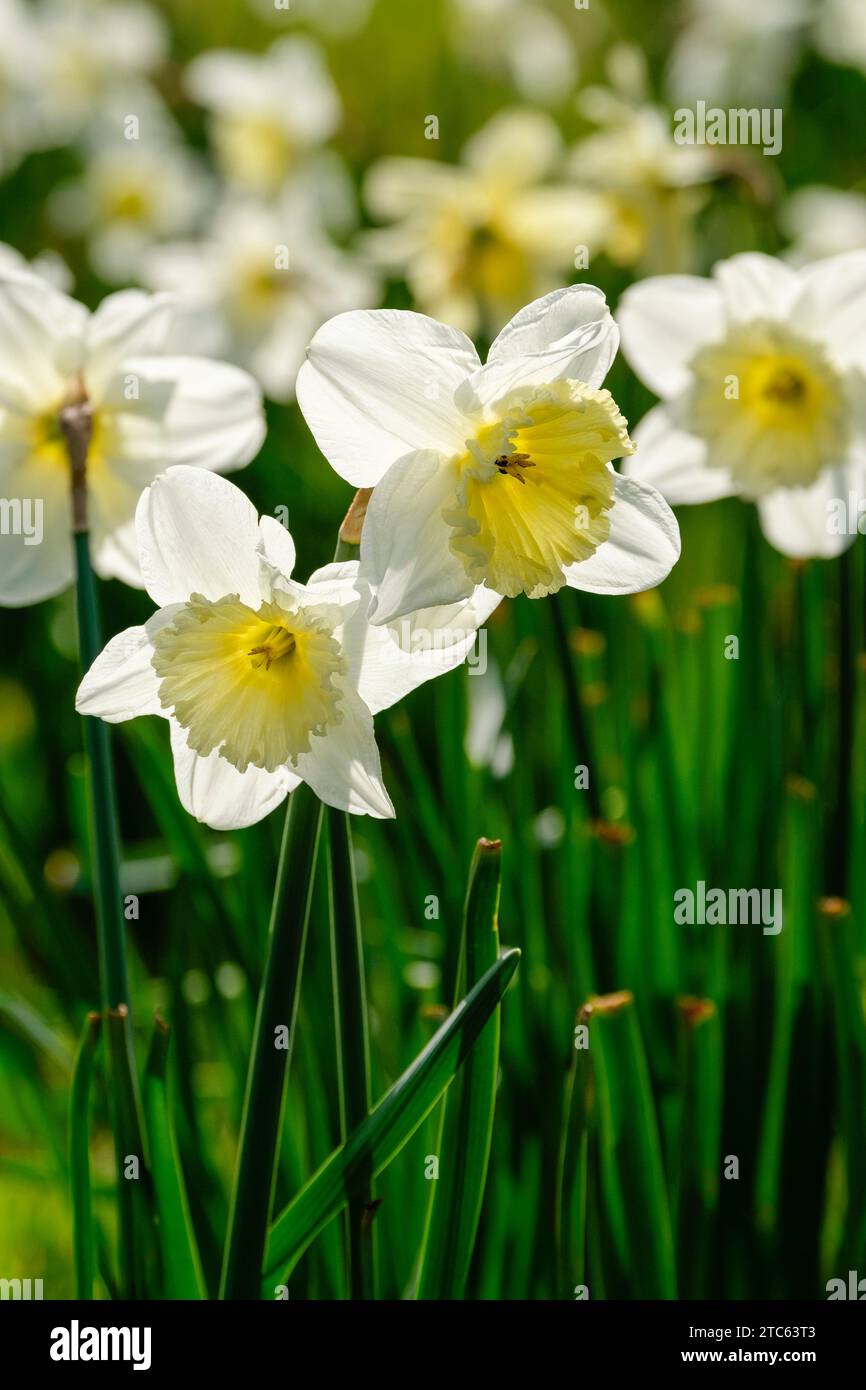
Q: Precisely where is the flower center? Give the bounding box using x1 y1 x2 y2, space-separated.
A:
682 321 850 494
443 381 633 599
151 593 347 773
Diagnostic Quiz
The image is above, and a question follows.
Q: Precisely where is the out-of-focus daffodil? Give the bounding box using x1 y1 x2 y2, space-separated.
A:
666 0 809 105
364 108 609 338
448 0 578 105
143 191 378 403
76 467 498 827
570 84 717 275
184 37 340 196
0 278 264 606
49 95 211 283
297 285 680 624
782 186 866 266
619 251 866 558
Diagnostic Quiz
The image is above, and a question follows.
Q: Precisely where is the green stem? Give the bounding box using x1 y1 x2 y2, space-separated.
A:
70 1011 102 1299
66 401 146 1299
75 530 130 1012
220 780 324 1298
550 593 602 823
327 808 377 1298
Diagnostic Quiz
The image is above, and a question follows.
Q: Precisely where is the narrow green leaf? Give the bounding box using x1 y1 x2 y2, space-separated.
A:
327 807 377 1299
106 1006 156 1299
69 1011 102 1299
143 1015 207 1299
263 947 521 1293
220 780 324 1299
586 991 677 1299
416 837 503 1299
556 1005 592 1297
675 997 722 1298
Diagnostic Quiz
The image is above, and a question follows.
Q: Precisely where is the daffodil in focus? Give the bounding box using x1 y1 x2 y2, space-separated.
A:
0 276 264 606
184 37 340 196
143 191 378 403
76 467 498 827
363 108 609 337
297 285 681 624
618 251 866 557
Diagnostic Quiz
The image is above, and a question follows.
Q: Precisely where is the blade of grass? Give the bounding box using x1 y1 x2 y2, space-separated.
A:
675 997 721 1298
106 1005 155 1298
415 837 503 1299
69 1011 102 1299
143 1015 207 1298
586 990 677 1298
262 947 521 1291
220 780 324 1299
556 1005 592 1297
327 807 377 1299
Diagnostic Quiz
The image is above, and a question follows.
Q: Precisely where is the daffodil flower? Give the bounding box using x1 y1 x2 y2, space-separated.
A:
144 190 378 403
363 108 609 337
296 285 681 624
76 467 498 828
0 276 264 606
618 251 866 557
184 37 339 195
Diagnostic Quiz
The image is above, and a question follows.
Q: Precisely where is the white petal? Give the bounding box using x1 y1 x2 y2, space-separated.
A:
617 276 726 399
136 466 264 607
100 355 265 474
84 290 175 401
0 461 72 606
757 465 857 559
792 250 866 370
296 309 480 487
625 404 736 503
563 473 681 594
713 253 801 324
293 680 394 819
359 450 471 624
463 108 562 184
75 607 182 722
170 722 297 830
257 514 297 579
0 273 87 414
346 582 501 715
477 285 619 398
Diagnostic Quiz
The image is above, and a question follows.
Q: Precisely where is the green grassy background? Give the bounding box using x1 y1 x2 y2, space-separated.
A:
1 0 866 1299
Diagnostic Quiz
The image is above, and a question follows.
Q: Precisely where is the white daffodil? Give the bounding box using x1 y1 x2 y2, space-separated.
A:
618 251 866 558
814 0 866 75
49 117 211 284
0 278 264 606
0 0 60 177
184 37 340 196
363 108 609 338
35 0 169 141
76 467 498 827
0 242 73 293
570 85 717 274
448 0 577 106
782 186 866 266
665 0 809 105
296 286 681 625
143 192 378 403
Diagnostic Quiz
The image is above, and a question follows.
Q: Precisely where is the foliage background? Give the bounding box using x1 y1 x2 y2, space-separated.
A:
1 0 865 1299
